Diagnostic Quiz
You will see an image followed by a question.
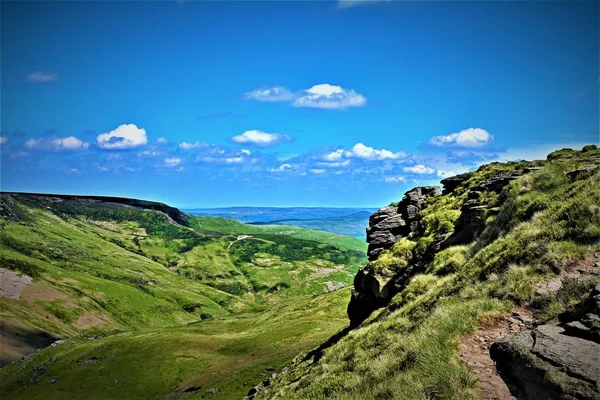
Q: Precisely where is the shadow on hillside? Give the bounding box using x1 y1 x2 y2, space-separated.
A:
0 323 59 367
302 326 353 364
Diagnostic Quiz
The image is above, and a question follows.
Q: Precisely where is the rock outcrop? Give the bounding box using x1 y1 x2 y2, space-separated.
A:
350 186 442 325
365 186 441 261
490 285 600 400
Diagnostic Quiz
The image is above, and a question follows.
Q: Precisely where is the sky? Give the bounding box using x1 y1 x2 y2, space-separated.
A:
1 0 598 208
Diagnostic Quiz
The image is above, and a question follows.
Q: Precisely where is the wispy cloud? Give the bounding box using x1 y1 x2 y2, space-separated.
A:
384 176 405 183
231 130 293 147
164 157 182 167
27 71 60 83
0 136 7 146
293 84 367 110
96 124 148 150
243 86 295 102
25 136 90 152
428 128 494 148
179 141 209 150
403 164 436 175
268 163 293 173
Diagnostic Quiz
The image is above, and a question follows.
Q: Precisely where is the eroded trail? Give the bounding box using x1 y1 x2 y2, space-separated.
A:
459 310 532 400
459 250 599 400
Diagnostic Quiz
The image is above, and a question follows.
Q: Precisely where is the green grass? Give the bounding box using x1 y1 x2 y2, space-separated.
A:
0 289 352 400
256 145 600 400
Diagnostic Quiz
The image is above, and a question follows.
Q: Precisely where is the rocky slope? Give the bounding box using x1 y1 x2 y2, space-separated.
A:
251 145 600 400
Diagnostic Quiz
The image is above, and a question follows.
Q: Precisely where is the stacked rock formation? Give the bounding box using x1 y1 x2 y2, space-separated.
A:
366 186 441 261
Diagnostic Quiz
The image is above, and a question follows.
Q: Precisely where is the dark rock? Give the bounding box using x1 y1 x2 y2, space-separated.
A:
467 190 481 200
371 214 406 232
49 377 58 384
566 165 598 180
32 365 47 372
368 206 398 225
48 356 56 364
491 285 600 400
440 173 472 194
265 366 275 371
183 385 202 393
247 387 258 397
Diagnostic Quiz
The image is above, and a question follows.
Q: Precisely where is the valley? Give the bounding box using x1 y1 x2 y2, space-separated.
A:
1 146 600 400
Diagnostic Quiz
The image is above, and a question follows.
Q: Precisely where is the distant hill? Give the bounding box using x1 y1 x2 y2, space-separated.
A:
185 207 377 239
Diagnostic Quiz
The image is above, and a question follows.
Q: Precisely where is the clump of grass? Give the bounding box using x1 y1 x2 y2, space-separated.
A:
428 245 470 275
489 264 538 305
369 239 417 276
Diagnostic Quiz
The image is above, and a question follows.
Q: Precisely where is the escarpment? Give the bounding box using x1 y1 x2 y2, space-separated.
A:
250 145 600 400
348 166 537 326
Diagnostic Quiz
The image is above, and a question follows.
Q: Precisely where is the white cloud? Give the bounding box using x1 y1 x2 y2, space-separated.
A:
338 0 390 8
384 176 406 183
437 170 457 178
157 137 168 144
0 136 7 145
165 157 182 167
268 163 293 172
96 124 148 150
403 164 436 174
293 84 367 110
231 130 292 147
241 149 252 156
429 128 493 148
197 156 244 164
310 169 325 174
244 86 295 102
25 136 90 152
345 143 408 160
317 160 351 168
27 71 59 83
179 141 208 150
98 166 108 172
323 149 344 161
225 157 244 164
68 168 79 174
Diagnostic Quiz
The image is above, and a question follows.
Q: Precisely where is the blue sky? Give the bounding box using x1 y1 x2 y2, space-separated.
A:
1 0 598 208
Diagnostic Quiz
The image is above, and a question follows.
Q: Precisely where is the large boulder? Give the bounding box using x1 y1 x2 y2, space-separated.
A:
491 285 600 400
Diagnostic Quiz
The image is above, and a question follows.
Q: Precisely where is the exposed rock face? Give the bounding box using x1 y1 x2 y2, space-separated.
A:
366 206 405 261
365 187 441 261
351 186 442 325
490 285 600 400
566 165 599 180
440 172 472 195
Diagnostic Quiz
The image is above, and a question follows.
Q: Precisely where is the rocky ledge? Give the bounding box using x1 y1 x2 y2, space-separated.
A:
490 284 600 400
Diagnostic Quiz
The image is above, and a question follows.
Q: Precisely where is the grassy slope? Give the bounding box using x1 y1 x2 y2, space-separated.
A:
0 195 367 399
257 146 600 400
0 288 351 400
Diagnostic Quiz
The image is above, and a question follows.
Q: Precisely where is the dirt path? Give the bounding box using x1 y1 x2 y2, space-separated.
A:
459 249 599 400
459 309 532 400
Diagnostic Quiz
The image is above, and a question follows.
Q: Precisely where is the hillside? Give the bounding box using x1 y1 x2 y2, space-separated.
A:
1 145 599 400
0 192 366 397
250 145 600 400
